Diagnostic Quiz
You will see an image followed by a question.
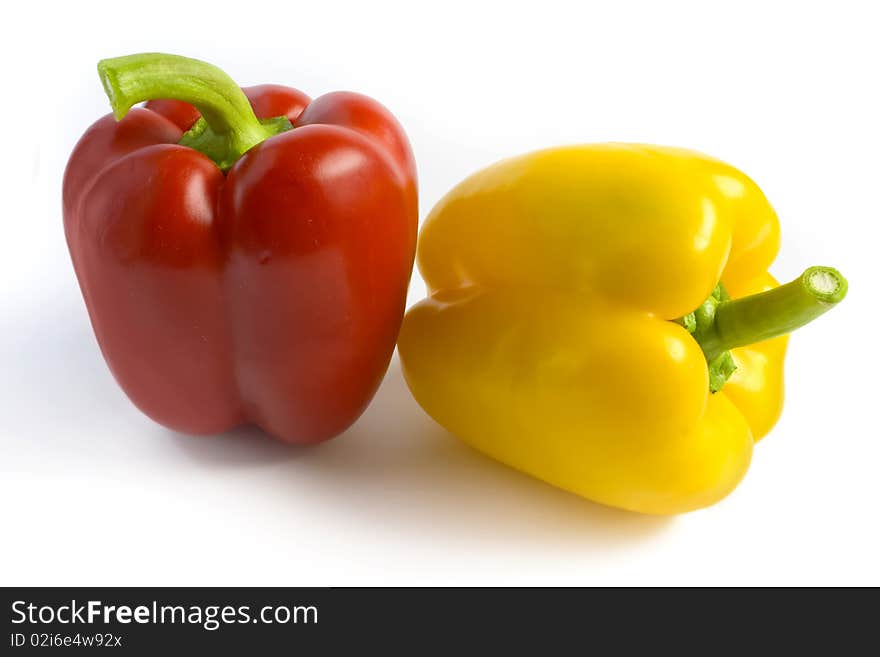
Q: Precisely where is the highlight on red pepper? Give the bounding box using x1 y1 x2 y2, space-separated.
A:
63 53 417 443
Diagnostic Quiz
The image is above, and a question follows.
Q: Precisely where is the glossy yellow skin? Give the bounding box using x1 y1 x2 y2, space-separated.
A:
399 144 788 515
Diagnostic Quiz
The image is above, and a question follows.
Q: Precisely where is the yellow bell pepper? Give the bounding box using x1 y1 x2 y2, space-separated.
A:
398 144 847 515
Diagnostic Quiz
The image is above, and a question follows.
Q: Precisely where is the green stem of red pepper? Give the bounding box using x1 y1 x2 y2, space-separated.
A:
678 266 848 392
97 53 291 170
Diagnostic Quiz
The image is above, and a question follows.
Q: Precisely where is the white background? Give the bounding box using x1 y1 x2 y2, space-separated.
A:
1 0 877 585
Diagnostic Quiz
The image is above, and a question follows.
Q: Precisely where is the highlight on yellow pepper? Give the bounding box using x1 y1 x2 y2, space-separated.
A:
398 144 847 515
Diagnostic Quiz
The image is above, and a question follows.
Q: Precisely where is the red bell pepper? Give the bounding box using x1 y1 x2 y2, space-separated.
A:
62 53 417 443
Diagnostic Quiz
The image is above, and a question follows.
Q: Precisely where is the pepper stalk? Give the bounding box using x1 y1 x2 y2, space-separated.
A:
679 266 848 392
97 53 291 170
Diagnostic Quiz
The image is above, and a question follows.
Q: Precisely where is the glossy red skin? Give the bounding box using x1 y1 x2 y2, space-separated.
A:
63 85 417 443
143 98 201 130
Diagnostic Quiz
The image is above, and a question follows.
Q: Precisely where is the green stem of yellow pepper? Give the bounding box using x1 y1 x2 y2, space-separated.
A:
680 266 848 392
